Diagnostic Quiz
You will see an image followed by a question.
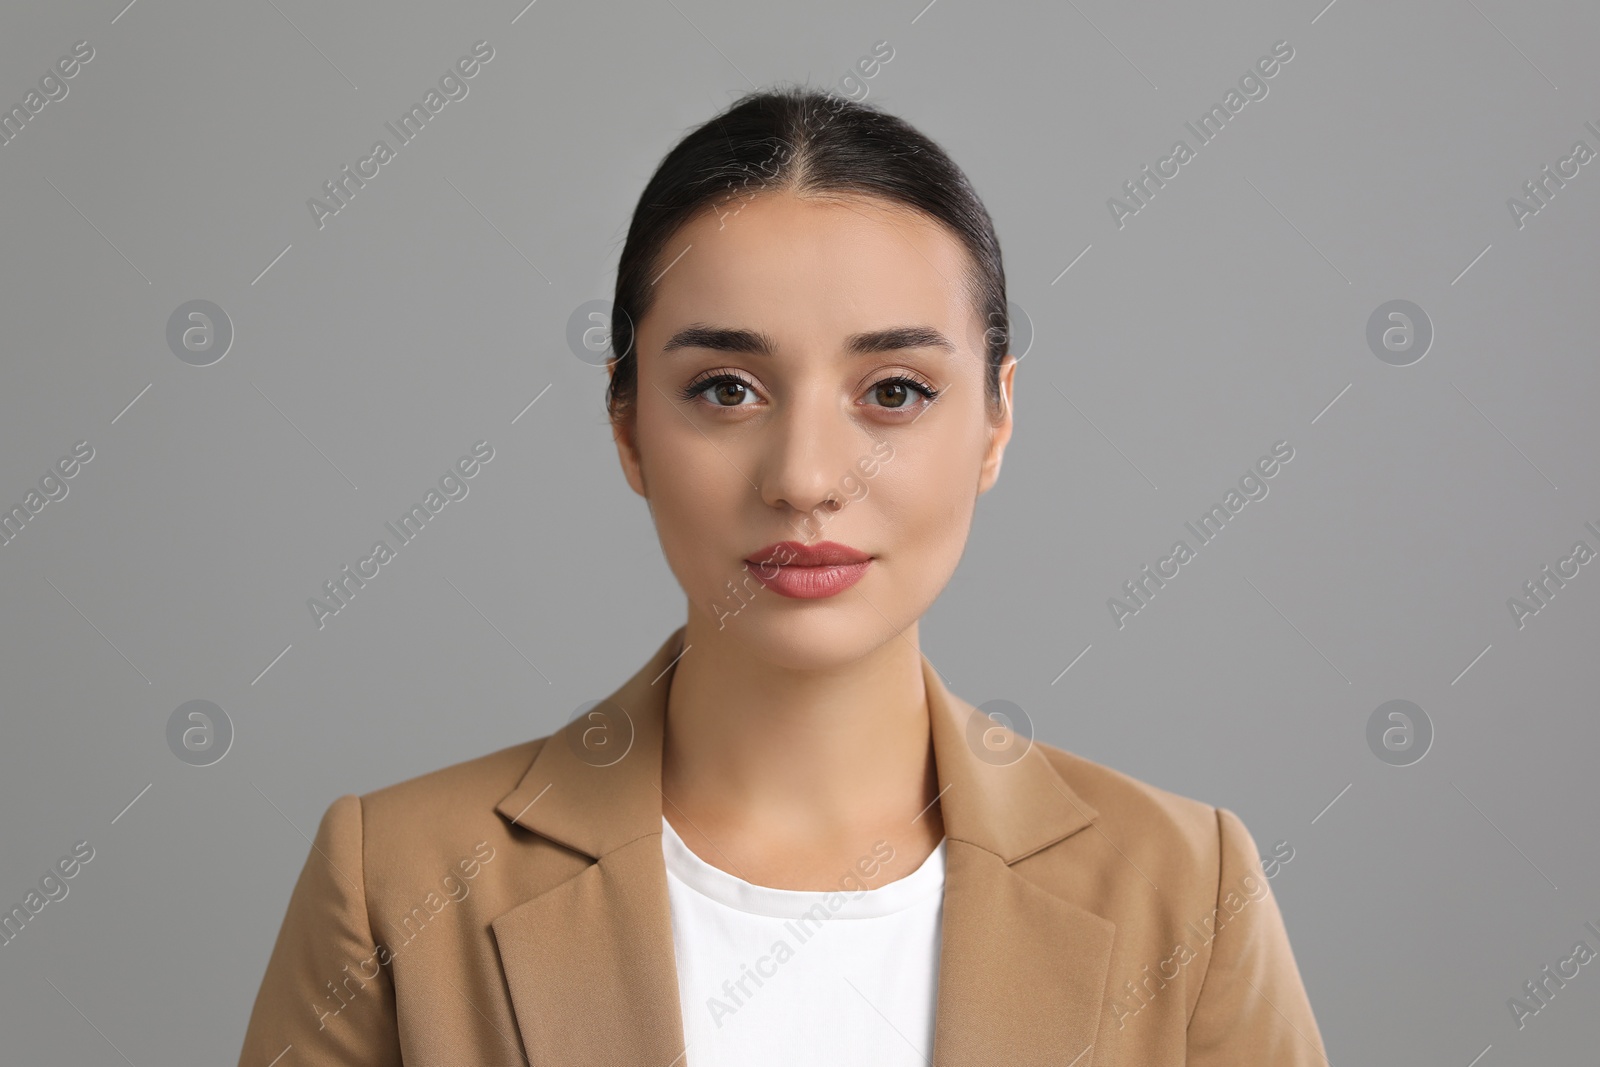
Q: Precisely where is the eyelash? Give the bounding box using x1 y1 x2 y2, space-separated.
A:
678 371 942 410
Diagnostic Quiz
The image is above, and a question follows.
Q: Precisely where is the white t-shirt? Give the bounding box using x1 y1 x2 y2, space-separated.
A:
661 814 947 1065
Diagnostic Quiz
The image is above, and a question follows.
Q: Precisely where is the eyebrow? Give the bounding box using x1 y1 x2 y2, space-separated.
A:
659 324 957 357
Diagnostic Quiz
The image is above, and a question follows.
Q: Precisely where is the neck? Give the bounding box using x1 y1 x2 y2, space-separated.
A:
661 608 941 844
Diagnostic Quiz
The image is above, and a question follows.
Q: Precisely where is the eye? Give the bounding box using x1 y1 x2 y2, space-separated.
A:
680 371 762 407
863 375 941 411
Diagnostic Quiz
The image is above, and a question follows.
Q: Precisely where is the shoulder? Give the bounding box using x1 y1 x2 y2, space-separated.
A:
1021 739 1288 961
1028 738 1266 890
1036 738 1218 843
351 737 546 847
1022 744 1320 1056
360 736 545 819
304 738 548 895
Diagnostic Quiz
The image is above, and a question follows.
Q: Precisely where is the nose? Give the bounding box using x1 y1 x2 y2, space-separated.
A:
755 395 858 538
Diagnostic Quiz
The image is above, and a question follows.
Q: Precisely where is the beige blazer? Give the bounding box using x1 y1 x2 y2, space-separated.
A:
238 627 1328 1066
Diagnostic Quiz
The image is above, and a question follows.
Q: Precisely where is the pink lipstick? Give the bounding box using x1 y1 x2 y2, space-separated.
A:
744 540 872 599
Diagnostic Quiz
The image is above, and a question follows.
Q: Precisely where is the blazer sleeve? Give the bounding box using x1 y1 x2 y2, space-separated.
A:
237 793 404 1067
1185 806 1328 1066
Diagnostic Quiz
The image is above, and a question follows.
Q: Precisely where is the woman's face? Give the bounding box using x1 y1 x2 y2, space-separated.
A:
614 189 1015 670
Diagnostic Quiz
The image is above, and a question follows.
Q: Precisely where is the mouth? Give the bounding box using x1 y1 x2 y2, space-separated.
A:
743 540 873 599
745 540 871 567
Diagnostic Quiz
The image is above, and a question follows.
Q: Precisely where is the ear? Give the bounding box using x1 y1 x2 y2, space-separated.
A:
608 415 646 502
976 356 1016 496
612 416 648 498
608 365 649 498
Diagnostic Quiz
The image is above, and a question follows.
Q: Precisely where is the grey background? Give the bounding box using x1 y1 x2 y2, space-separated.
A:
1 0 1596 1063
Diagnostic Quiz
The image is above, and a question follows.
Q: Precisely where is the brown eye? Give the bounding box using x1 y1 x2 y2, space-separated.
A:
865 375 940 411
874 381 910 407
712 381 748 406
679 372 761 407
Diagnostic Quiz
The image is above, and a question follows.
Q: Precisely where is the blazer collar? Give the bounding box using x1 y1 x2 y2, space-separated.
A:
490 626 1116 1066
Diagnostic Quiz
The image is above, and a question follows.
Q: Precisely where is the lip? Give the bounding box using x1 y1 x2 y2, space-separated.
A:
746 540 870 567
743 540 873 599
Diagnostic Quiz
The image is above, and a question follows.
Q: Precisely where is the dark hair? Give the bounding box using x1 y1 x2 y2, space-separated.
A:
607 85 1009 426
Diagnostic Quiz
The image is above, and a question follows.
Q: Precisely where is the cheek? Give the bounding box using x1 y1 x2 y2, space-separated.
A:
873 434 980 556
636 408 746 582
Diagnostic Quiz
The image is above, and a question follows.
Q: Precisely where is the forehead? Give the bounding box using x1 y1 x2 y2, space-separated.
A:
642 190 980 347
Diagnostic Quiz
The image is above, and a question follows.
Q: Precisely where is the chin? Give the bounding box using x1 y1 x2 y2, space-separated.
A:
702 600 907 673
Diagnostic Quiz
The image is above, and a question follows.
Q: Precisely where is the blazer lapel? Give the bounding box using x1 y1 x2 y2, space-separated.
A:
488 627 1115 1067
489 838 690 1067
921 664 1116 1065
490 630 691 1067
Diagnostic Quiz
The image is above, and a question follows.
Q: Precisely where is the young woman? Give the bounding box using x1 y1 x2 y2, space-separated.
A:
238 87 1327 1066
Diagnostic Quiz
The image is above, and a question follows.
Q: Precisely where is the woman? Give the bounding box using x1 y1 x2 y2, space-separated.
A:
238 87 1327 1066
